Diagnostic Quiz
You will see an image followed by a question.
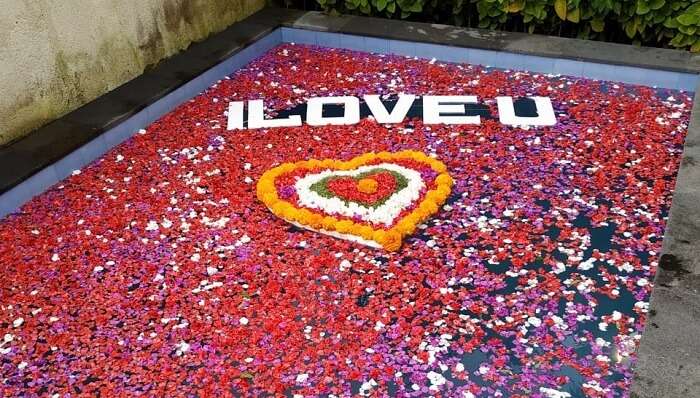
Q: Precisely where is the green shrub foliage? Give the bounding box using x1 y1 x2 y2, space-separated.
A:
310 0 700 51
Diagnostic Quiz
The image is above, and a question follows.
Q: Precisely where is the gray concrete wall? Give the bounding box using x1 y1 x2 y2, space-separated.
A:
0 0 265 146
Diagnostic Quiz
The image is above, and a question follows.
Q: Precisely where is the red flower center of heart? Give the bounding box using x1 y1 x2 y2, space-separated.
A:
326 171 398 206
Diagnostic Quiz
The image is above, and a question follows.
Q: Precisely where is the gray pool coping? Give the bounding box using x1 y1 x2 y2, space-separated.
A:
287 11 700 75
1 7 699 397
630 79 700 398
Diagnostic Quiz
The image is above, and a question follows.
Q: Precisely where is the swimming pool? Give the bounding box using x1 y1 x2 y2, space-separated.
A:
0 11 697 398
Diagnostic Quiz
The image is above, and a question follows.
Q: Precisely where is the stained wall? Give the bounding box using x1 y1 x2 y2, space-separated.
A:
0 0 264 145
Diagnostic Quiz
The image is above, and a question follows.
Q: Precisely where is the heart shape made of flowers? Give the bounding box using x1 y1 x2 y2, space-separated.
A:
256 150 453 251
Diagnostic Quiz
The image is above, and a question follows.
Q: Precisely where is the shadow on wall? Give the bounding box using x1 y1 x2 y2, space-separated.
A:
0 0 265 146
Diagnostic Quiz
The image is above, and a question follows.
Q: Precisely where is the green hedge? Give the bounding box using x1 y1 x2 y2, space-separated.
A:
308 0 700 51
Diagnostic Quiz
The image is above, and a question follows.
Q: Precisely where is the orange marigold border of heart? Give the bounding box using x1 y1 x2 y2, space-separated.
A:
256 150 454 252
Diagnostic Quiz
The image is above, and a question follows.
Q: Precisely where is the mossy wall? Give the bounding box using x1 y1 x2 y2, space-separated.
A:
0 0 265 145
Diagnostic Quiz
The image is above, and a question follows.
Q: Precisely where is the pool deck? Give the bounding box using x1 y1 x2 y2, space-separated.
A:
1 7 699 397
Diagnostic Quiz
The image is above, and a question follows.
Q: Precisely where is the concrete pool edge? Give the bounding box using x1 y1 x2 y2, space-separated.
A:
630 79 700 398
0 7 699 397
280 27 696 91
287 11 700 76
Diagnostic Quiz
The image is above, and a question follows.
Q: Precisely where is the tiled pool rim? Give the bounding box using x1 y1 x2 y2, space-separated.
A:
1 7 699 397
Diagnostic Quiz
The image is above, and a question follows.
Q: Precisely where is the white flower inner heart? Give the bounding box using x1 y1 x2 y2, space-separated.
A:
294 163 425 226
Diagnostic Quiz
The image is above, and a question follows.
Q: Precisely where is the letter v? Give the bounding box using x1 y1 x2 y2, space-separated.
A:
364 94 416 124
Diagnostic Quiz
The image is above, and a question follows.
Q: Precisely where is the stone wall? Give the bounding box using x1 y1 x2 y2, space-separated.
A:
0 0 265 145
